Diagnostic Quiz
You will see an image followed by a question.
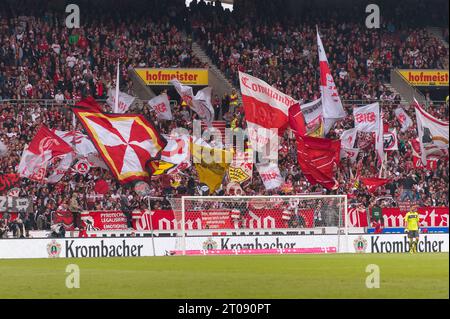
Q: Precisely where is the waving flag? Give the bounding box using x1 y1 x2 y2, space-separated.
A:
360 177 391 193
106 88 136 114
340 128 358 149
317 29 346 134
148 134 191 175
383 128 399 151
289 99 324 137
297 135 340 190
256 162 284 190
73 99 167 184
193 143 232 194
414 98 449 165
394 106 413 132
170 79 214 125
0 174 20 192
340 147 359 163
239 71 293 152
17 125 74 182
148 94 172 120
353 102 384 164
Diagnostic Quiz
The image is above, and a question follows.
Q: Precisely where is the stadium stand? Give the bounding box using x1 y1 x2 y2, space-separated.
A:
0 0 448 237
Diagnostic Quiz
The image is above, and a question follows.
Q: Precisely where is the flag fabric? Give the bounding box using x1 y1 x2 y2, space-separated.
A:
148 134 191 175
192 143 232 194
414 98 449 165
73 98 167 184
340 128 358 149
228 150 253 184
17 125 74 182
296 135 340 190
394 106 413 132
255 162 284 190
0 174 20 192
239 71 294 152
383 128 399 151
170 79 214 125
0 140 8 157
301 98 324 137
409 138 439 170
360 177 391 193
106 88 136 114
340 147 359 163
288 102 307 136
148 94 172 120
317 30 346 133
47 152 76 183
353 102 384 164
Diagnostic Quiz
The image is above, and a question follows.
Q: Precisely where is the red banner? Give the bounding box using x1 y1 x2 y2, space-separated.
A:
345 207 369 227
80 211 128 231
53 211 76 231
382 207 448 227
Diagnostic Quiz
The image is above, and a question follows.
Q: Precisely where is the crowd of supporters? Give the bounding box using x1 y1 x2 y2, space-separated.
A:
0 0 448 236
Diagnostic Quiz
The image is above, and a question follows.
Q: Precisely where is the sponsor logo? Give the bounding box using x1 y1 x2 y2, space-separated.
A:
64 240 144 258
220 237 296 250
47 240 62 258
353 236 368 253
202 238 218 250
399 69 449 86
135 68 208 86
370 235 445 253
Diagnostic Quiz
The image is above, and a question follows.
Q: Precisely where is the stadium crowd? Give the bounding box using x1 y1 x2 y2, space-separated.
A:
0 0 448 236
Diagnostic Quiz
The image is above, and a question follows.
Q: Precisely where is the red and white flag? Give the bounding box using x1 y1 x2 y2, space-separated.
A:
317 30 346 134
409 138 439 170
256 162 284 190
73 98 167 184
239 71 294 153
353 102 384 164
414 98 449 165
106 88 136 114
148 94 172 120
394 106 413 132
296 135 340 190
17 125 73 182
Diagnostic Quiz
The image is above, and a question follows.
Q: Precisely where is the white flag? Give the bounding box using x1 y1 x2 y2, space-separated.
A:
160 134 191 174
414 98 449 165
106 88 136 114
317 30 346 133
340 147 359 163
170 79 214 125
47 152 75 183
148 94 172 120
340 128 358 149
256 162 284 190
394 106 413 132
301 98 324 137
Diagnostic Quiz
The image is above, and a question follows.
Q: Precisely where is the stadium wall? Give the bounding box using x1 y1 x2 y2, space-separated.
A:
0 234 448 259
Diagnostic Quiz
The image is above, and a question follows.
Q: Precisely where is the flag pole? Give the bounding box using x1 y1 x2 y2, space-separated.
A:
114 58 120 113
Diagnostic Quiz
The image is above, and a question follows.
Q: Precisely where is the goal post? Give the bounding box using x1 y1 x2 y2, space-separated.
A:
175 195 348 255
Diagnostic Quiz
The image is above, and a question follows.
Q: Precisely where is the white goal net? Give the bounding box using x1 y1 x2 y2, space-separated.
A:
171 195 348 255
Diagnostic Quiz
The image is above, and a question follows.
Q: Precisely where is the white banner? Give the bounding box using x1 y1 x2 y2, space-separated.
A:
148 94 172 120
353 102 380 133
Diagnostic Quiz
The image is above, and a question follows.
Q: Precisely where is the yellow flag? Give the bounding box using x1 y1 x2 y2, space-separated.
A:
193 143 233 194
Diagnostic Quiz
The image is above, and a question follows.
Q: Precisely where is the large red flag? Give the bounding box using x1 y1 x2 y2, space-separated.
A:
73 98 167 184
360 177 391 193
288 103 307 136
239 71 294 152
296 135 340 190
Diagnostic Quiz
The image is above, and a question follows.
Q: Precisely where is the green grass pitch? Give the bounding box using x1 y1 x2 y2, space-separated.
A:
0 253 447 299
